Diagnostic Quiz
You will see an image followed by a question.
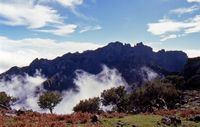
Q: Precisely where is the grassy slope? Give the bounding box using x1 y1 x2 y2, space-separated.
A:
78 115 200 127
2 112 200 127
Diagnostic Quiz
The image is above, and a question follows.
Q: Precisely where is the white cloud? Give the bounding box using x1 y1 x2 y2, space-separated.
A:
0 2 62 29
80 25 102 33
170 5 199 15
38 0 84 9
0 0 97 36
187 0 200 3
56 0 84 8
147 15 200 41
37 24 78 36
55 65 127 114
160 34 177 41
148 0 200 41
0 72 46 112
147 18 190 35
185 15 200 33
0 36 103 73
185 49 200 58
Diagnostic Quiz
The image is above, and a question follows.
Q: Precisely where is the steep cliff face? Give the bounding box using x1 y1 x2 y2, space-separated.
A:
0 42 188 91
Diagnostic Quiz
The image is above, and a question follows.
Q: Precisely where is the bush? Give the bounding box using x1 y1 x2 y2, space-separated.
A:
73 97 100 113
129 80 180 112
0 91 16 110
163 75 185 89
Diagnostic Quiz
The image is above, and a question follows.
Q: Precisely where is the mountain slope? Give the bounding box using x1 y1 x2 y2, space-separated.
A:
183 57 200 89
0 42 188 91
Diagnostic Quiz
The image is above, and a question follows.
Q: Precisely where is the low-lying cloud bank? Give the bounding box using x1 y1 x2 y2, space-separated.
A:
0 71 46 112
54 65 127 114
0 66 127 114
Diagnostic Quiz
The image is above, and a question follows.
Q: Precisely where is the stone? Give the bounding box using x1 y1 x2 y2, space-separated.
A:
161 117 171 125
169 116 181 125
161 116 182 126
194 115 200 122
91 114 100 123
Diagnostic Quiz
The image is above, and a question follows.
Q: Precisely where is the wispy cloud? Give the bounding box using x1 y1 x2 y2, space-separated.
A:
147 0 200 41
0 2 62 29
0 0 97 36
148 18 187 36
80 25 102 33
56 0 84 9
160 34 177 41
147 15 200 41
170 5 199 15
187 0 200 3
36 24 78 36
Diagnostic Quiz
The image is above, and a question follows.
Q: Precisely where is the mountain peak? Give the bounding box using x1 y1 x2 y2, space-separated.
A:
0 42 188 91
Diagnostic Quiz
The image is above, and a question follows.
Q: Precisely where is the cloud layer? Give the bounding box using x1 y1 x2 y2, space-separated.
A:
0 71 46 111
0 36 102 73
0 65 127 114
55 65 127 114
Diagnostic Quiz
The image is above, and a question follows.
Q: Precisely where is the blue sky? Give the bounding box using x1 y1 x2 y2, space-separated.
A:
0 0 200 72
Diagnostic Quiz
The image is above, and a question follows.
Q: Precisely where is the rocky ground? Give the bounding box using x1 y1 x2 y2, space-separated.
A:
181 90 200 109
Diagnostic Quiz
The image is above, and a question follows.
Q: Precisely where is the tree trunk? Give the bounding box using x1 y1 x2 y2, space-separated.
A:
49 108 53 114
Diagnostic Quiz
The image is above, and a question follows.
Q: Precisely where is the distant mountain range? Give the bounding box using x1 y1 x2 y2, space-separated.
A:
0 42 188 91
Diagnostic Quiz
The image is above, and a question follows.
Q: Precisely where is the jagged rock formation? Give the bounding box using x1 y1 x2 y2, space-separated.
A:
0 42 188 91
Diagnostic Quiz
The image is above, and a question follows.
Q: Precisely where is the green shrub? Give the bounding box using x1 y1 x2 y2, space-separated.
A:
101 86 129 112
73 97 100 113
129 80 180 112
163 75 185 89
0 92 16 109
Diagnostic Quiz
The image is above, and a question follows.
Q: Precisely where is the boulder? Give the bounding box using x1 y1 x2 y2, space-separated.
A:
91 114 100 123
194 115 200 122
161 116 181 126
169 116 181 125
161 117 171 125
116 120 128 127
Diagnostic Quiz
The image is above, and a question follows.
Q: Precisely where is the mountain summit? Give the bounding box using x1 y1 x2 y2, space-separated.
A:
0 42 188 91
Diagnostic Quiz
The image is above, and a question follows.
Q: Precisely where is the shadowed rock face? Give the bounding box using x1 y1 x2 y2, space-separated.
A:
0 42 188 91
184 57 200 80
182 57 200 89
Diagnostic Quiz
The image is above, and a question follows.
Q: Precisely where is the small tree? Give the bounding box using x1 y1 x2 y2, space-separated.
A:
38 91 62 114
0 92 16 110
101 86 129 112
73 97 100 113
